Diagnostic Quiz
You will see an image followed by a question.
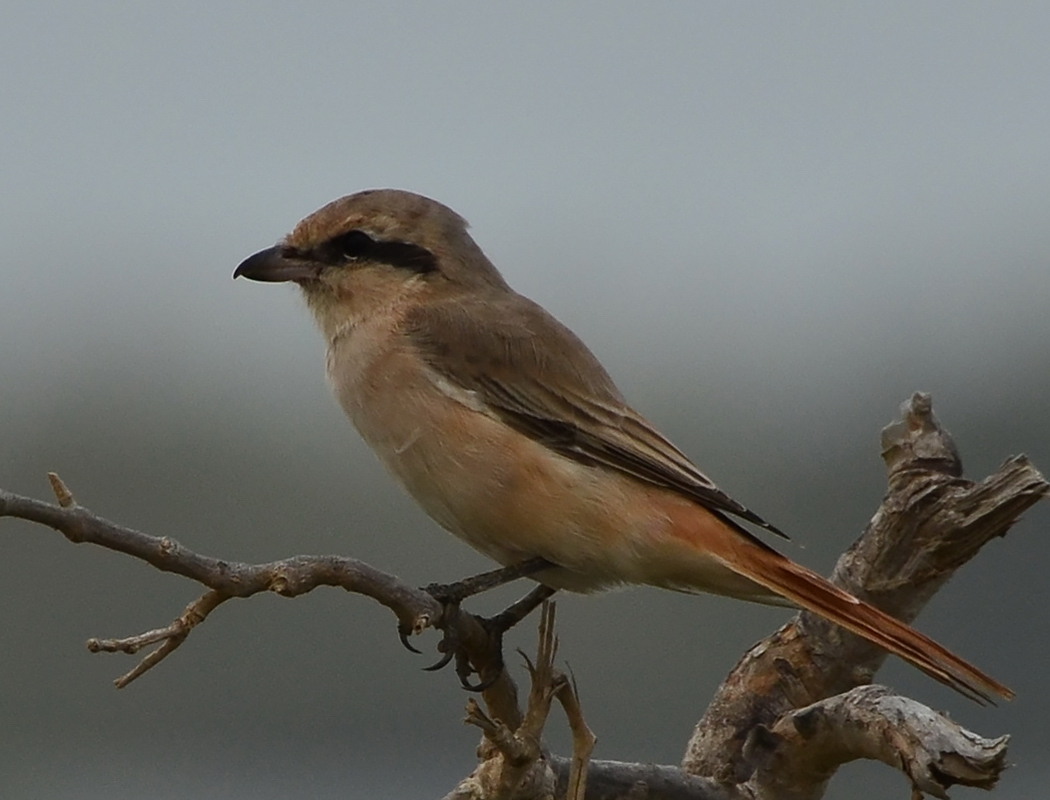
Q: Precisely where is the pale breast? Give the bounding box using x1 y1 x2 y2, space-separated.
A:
324 324 677 591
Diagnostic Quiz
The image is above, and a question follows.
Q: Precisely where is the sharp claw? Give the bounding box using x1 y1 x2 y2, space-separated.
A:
423 650 455 672
453 642 500 692
460 670 500 692
415 577 543 689
399 629 422 654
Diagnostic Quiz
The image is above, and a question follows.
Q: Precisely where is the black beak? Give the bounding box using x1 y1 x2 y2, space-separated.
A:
234 246 320 282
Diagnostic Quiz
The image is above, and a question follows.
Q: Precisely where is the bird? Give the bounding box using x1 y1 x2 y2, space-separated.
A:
234 188 1012 703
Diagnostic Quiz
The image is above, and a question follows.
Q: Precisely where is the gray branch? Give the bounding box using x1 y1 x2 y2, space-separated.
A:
460 684 1008 800
682 394 1045 792
1 393 1044 800
746 685 1008 800
0 479 442 638
0 474 530 725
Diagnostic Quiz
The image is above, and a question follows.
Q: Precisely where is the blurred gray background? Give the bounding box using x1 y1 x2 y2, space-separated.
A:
2 3 1048 798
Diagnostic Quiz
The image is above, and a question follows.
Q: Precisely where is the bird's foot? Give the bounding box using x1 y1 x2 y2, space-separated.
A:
396 557 551 657
408 582 559 692
425 601 499 691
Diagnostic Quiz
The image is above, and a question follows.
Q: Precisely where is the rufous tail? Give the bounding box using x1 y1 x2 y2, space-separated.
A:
690 518 1014 704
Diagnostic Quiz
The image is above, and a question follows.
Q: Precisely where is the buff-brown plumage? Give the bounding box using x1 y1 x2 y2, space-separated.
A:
235 188 1013 703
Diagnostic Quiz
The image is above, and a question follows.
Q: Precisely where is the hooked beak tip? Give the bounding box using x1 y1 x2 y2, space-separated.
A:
234 246 318 283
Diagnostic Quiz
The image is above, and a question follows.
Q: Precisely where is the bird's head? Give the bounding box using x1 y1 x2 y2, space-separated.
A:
235 189 507 336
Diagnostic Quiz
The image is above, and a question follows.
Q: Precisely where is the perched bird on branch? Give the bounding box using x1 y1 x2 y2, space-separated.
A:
235 189 1012 703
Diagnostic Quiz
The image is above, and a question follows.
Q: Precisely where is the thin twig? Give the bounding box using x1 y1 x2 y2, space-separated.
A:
555 667 596 800
0 476 439 683
87 590 230 687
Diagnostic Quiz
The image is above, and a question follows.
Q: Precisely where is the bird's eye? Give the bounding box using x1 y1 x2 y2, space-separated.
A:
326 230 375 261
312 229 437 274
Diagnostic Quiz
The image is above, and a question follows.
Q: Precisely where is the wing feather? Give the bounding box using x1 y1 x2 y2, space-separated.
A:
403 293 788 539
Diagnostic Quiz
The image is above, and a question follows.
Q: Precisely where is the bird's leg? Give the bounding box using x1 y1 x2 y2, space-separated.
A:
486 583 559 637
457 583 559 691
422 583 560 692
422 557 554 605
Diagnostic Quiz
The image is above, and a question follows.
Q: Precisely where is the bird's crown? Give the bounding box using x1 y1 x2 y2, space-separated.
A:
284 189 470 255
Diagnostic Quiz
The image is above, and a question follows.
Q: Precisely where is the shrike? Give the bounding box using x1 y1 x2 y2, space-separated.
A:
235 189 1010 703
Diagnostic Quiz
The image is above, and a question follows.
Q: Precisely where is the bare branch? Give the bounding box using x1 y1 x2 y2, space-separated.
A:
466 697 533 765
546 758 738 800
554 669 596 800
0 480 440 630
0 476 455 683
449 602 603 800
538 685 1008 800
453 603 566 800
86 590 229 687
745 685 1009 800
1 475 550 712
683 393 1045 790
2 392 1038 800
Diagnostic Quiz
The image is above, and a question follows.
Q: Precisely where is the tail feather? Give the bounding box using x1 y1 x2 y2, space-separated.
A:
728 546 1014 704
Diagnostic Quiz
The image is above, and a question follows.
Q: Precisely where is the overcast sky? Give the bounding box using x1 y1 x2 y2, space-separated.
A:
2 4 1049 799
